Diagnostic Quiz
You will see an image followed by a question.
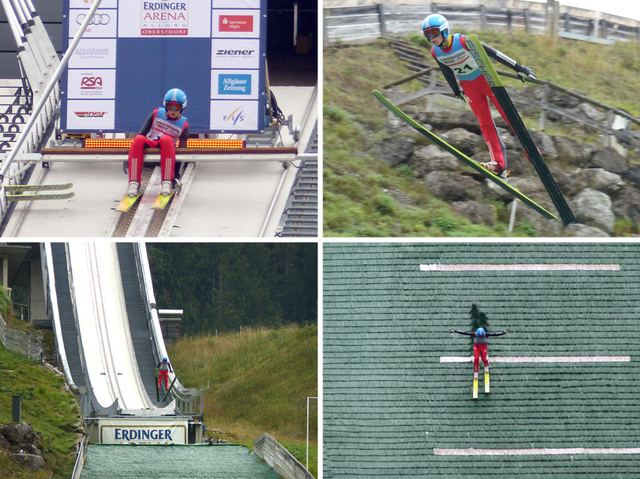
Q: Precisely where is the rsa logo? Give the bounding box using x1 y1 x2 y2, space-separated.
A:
81 77 103 90
74 111 107 118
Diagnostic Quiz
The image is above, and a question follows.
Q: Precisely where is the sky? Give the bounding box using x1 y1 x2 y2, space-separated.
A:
529 0 640 22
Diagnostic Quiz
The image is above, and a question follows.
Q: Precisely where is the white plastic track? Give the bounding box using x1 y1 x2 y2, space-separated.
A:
68 242 154 411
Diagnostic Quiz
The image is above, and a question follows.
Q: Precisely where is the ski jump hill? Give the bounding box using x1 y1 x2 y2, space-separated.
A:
323 243 640 478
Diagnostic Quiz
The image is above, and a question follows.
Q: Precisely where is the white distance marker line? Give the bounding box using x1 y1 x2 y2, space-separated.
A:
420 264 620 271
434 448 640 456
440 356 630 363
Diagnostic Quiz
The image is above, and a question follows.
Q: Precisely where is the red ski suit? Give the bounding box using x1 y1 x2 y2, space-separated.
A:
128 108 189 184
431 34 522 172
451 329 508 373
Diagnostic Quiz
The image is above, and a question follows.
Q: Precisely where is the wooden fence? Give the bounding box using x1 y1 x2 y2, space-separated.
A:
0 314 44 361
324 1 640 45
254 433 315 479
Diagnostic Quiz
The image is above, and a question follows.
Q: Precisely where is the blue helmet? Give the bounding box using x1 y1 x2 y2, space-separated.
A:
476 328 486 337
162 356 168 362
164 88 187 110
422 14 450 40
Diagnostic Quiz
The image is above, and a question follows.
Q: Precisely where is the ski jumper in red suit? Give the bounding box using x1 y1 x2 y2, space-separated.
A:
128 108 189 184
431 34 528 174
451 329 508 373
157 359 173 390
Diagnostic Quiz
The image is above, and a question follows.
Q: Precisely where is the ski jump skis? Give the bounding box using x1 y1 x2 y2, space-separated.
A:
2 183 74 201
465 35 575 225
372 89 557 220
473 370 490 399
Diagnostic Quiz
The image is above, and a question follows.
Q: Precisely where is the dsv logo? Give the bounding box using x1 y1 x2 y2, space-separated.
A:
81 77 102 89
74 111 107 118
76 13 111 25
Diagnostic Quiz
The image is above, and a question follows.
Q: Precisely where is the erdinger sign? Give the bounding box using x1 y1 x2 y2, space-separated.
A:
100 419 188 444
61 0 266 134
141 1 188 36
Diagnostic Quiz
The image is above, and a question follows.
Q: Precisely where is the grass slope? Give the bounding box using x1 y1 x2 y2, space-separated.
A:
168 324 318 477
0 342 80 479
324 32 640 237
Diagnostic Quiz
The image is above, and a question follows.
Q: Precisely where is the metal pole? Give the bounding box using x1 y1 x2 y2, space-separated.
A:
508 199 518 233
0 0 103 183
12 395 21 422
306 396 317 471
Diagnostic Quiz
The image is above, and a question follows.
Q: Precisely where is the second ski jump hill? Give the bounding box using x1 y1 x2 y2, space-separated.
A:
323 242 640 478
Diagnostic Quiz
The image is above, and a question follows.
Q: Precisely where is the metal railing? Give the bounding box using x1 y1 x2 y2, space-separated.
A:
254 433 315 479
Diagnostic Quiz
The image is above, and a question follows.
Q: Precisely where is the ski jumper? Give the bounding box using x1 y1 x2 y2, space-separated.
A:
431 34 522 172
451 329 508 373
128 108 189 184
157 360 173 390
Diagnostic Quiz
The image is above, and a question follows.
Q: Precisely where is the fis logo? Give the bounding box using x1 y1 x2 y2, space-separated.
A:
223 106 244 125
81 77 103 90
74 111 107 118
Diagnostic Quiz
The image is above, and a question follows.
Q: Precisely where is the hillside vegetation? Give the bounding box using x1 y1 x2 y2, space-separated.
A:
0 343 80 479
168 324 318 477
324 31 640 236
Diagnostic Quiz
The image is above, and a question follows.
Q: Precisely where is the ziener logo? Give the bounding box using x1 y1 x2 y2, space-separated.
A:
219 15 253 32
216 49 256 57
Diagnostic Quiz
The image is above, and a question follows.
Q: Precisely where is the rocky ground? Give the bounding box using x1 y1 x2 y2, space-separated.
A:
374 85 640 236
0 422 46 471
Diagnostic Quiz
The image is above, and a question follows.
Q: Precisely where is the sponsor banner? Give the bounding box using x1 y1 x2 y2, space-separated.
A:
211 70 258 99
214 0 260 8
211 39 260 69
210 100 258 131
68 9 117 38
212 10 260 38
99 419 187 444
70 0 117 8
66 99 115 130
67 70 116 99
69 38 116 69
118 0 212 38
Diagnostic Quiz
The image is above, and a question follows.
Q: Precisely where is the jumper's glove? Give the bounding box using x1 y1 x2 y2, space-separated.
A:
516 65 536 83
449 329 455 333
455 92 467 103
504 328 510 333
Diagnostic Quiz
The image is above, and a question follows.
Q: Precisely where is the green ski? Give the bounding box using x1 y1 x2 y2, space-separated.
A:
3 183 73 192
152 191 176 210
372 89 557 220
464 35 575 225
7 192 74 201
116 192 143 213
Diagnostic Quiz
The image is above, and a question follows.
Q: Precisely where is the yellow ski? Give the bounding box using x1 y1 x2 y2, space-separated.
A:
116 191 143 213
473 377 478 399
485 370 490 393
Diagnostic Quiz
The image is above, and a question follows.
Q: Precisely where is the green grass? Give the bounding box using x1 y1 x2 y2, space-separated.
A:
324 33 640 237
168 324 318 478
0 342 80 479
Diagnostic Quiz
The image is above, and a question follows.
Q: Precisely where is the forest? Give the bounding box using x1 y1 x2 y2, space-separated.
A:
146 243 318 336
